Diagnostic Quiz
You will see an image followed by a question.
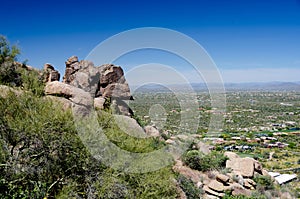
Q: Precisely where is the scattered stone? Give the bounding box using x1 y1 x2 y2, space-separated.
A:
243 179 254 190
196 181 203 188
224 152 240 160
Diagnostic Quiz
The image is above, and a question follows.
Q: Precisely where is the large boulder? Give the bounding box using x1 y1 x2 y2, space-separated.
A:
225 153 255 178
99 64 125 85
113 115 146 138
63 56 100 98
100 83 132 99
45 81 93 116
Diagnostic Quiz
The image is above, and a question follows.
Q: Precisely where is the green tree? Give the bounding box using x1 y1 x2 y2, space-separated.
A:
0 35 22 86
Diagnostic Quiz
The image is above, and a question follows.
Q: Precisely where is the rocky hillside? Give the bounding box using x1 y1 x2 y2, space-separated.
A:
0 55 297 198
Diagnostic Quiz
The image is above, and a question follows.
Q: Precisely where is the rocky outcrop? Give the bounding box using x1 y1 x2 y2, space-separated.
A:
224 152 263 178
61 56 133 116
174 152 273 199
43 63 60 82
63 56 100 98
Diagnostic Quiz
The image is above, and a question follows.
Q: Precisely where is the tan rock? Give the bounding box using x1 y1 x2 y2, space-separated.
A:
216 174 230 184
65 55 79 65
45 81 93 116
226 157 255 178
101 83 131 99
99 64 125 85
94 97 106 110
144 125 160 137
113 115 146 138
224 152 240 160
244 178 256 186
243 179 254 189
232 187 251 196
195 141 211 154
208 180 225 192
173 160 202 183
44 63 54 70
45 95 72 110
254 160 263 174
203 185 225 198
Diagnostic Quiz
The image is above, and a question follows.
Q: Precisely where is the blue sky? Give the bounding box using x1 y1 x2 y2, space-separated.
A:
2 0 300 83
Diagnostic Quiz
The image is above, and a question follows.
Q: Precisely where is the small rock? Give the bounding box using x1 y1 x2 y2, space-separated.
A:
216 174 230 184
144 125 160 137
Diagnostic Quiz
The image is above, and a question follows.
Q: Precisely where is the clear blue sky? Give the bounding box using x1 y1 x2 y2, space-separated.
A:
2 0 300 82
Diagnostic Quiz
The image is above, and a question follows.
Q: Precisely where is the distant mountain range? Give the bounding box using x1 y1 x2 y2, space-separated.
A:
131 82 300 92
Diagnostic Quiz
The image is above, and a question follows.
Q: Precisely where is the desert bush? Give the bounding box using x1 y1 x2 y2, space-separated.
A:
253 174 274 193
0 35 22 86
177 174 202 199
182 150 228 171
0 92 178 198
18 68 45 96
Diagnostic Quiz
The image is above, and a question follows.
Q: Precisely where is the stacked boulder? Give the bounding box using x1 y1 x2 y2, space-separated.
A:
43 63 60 82
44 56 133 116
174 152 272 199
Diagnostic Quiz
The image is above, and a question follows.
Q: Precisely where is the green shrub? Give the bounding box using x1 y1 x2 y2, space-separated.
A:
182 150 228 171
18 68 45 96
0 92 178 198
177 174 202 199
253 174 274 192
0 35 22 87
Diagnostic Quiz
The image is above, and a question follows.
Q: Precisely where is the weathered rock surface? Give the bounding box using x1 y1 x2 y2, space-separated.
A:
43 63 60 82
63 57 100 98
94 97 106 110
173 160 204 183
45 81 93 116
203 185 225 198
101 83 132 99
225 153 255 178
208 180 225 192
45 95 72 110
174 151 276 198
113 115 146 138
216 174 230 184
144 125 160 137
61 56 133 116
